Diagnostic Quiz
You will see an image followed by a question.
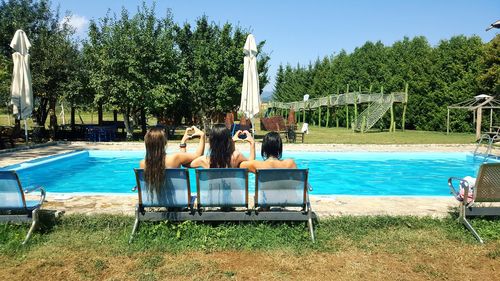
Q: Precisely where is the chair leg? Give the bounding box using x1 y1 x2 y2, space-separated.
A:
129 207 140 244
460 216 484 244
307 207 315 243
459 203 484 243
22 208 39 245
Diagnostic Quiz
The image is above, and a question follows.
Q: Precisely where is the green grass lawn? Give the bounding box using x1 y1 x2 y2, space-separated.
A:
1 108 475 144
294 126 476 144
0 108 158 127
0 214 499 280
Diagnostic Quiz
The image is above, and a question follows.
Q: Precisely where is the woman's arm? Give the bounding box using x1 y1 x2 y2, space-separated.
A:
232 130 255 160
190 126 206 158
171 126 206 167
190 155 209 168
240 160 257 173
245 131 256 161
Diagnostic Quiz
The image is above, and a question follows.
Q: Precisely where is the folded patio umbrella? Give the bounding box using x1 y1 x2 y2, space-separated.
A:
239 34 260 136
10 29 33 143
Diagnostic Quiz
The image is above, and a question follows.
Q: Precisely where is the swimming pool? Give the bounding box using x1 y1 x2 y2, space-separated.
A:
3 150 495 196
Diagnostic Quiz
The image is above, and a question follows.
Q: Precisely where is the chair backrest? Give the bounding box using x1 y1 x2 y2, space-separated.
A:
0 171 26 209
255 169 308 208
134 168 191 208
474 163 500 202
196 168 248 208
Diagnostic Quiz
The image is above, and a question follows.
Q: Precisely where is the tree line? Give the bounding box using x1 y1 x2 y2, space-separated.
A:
0 0 270 139
273 35 499 132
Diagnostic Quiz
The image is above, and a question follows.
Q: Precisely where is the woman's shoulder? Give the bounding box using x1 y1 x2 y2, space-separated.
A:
281 158 297 168
139 159 146 168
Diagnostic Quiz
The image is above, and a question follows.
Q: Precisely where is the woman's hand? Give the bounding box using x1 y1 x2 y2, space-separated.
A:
181 126 194 143
242 130 255 144
190 126 205 139
232 130 243 142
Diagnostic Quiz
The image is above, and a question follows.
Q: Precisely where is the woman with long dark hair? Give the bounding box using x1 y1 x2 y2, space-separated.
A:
190 124 255 168
240 131 296 173
139 126 205 195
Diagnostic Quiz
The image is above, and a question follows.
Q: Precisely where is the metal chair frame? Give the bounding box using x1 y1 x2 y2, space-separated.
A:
449 163 500 243
0 170 45 245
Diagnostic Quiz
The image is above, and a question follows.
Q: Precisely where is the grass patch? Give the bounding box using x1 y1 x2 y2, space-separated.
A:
1 107 474 144
1 214 499 280
1 214 499 254
295 126 475 144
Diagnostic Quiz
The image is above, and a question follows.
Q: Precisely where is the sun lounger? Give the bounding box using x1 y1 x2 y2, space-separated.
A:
448 163 500 243
0 170 46 244
130 168 194 242
255 169 316 242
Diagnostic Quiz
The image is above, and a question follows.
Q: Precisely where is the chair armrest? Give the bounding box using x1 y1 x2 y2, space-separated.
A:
448 177 473 199
307 183 313 192
24 185 46 206
131 186 138 192
448 177 468 198
24 185 43 193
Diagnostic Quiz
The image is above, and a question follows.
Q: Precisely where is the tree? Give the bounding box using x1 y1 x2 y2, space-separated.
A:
272 35 488 132
84 4 178 139
0 0 78 133
478 34 500 96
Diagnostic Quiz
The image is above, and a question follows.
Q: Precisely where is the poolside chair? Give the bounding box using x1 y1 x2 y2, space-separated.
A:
196 168 249 213
255 169 316 242
0 170 46 244
130 168 194 243
448 163 500 243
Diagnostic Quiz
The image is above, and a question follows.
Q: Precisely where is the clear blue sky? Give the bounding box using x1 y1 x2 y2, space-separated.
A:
53 0 500 92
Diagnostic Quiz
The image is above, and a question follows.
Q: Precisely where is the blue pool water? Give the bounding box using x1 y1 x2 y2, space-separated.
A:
3 150 495 196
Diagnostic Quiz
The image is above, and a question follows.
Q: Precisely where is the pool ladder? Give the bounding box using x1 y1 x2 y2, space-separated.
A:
473 133 499 162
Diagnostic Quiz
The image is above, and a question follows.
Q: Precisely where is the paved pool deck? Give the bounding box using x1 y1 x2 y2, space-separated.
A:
1 142 490 218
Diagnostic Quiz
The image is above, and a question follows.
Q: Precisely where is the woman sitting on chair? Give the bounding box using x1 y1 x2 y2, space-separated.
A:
240 131 297 173
139 126 205 194
190 124 255 168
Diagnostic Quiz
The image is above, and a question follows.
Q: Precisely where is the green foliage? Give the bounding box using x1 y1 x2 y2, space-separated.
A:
84 3 179 138
84 3 270 134
273 35 494 132
0 1 270 132
0 0 79 127
478 34 500 96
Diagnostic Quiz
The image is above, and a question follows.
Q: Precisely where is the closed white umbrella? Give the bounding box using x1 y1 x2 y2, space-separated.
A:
10 29 33 143
239 34 260 136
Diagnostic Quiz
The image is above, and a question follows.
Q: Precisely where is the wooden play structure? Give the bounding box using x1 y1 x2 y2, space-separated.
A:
266 84 408 133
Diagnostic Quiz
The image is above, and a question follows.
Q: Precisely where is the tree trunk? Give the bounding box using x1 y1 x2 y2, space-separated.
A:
113 110 118 122
98 102 103 125
35 98 49 126
123 107 134 141
141 109 147 135
71 105 76 132
49 99 58 140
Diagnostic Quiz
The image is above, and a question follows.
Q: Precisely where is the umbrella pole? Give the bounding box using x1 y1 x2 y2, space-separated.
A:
252 117 256 137
24 119 28 144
